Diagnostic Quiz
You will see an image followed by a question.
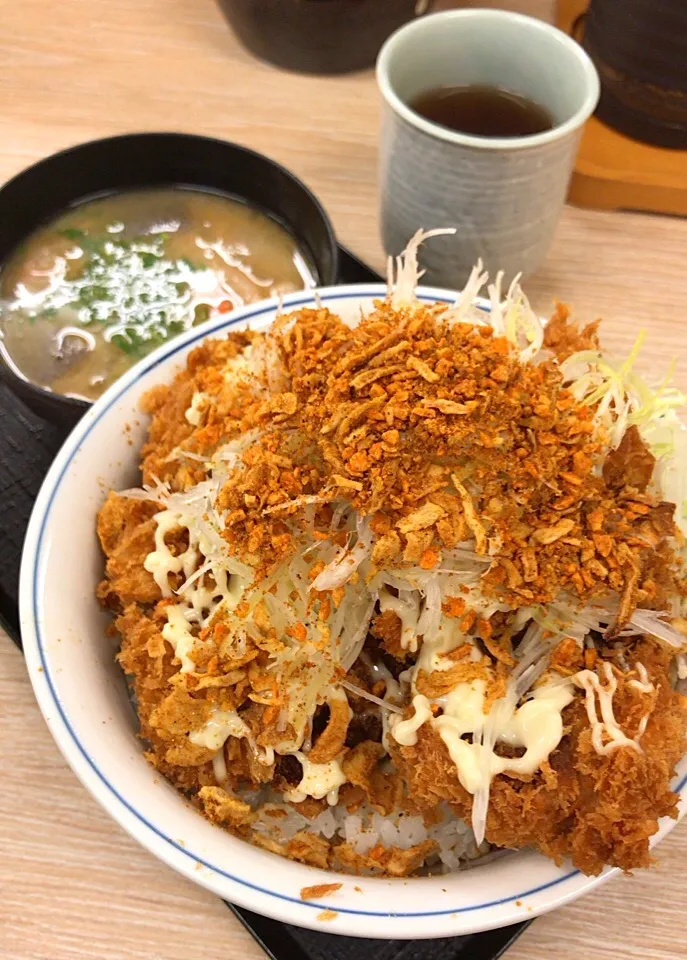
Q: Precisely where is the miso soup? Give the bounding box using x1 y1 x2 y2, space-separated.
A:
0 188 316 401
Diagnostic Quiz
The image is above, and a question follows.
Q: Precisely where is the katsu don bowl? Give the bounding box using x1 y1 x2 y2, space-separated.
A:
20 236 687 938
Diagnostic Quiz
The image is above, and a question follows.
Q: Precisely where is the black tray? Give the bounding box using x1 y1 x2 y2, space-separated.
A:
0 244 528 960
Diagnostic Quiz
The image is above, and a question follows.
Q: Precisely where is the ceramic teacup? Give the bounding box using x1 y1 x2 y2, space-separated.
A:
377 9 600 286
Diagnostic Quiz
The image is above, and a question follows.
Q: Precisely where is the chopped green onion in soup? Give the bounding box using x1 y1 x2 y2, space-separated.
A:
0 188 315 401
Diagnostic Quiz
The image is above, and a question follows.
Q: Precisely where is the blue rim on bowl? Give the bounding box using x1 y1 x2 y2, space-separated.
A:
19 284 687 938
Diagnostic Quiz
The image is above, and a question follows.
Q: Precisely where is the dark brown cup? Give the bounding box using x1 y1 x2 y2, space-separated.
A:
582 0 687 149
217 0 427 75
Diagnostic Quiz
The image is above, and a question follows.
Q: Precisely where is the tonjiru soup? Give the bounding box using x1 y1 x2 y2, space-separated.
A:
0 188 316 401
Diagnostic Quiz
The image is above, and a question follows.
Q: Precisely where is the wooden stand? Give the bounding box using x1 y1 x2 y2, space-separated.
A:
556 0 687 215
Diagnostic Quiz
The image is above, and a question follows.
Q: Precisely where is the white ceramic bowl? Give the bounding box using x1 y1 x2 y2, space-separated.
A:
20 285 687 939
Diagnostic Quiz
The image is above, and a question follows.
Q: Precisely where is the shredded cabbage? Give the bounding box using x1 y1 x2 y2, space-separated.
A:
310 518 372 592
440 263 544 363
387 227 457 308
131 236 687 845
561 333 686 456
340 678 403 714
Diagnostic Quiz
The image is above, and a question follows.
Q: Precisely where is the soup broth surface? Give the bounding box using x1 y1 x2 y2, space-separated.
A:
0 188 315 400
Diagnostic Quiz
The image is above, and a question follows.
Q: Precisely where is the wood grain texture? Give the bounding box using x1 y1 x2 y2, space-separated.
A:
1 0 687 958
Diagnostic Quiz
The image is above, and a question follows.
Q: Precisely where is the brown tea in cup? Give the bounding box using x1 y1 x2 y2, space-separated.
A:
410 85 554 138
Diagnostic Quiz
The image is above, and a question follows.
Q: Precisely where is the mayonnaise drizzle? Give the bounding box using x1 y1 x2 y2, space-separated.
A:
283 753 347 806
212 749 229 784
144 510 198 597
146 502 250 674
627 661 654 694
677 653 687 681
403 586 671 825
573 662 644 754
390 585 664 810
191 706 274 769
221 344 254 384
391 679 574 795
415 615 481 676
379 588 421 652
190 708 251 750
162 605 201 673
447 681 573 791
364 655 402 750
391 694 434 747
185 390 208 425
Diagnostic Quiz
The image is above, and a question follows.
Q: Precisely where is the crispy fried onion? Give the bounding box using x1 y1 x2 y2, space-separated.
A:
307 688 351 764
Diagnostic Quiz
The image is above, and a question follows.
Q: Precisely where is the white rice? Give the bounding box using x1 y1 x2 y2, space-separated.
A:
251 799 487 873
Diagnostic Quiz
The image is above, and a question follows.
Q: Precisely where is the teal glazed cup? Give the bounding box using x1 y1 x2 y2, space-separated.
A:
377 10 600 287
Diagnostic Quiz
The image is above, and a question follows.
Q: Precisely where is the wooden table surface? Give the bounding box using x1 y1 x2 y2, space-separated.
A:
2 1 687 958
